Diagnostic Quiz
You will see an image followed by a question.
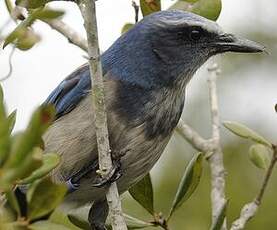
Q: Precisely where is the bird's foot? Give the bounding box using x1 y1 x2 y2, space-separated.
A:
92 160 122 188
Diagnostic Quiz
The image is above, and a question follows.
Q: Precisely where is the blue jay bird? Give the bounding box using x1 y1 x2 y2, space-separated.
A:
42 10 264 229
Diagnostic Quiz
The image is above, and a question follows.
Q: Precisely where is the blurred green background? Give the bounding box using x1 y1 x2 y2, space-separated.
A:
1 0 277 229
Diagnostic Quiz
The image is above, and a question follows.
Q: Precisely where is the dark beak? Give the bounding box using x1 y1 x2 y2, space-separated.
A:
214 33 266 53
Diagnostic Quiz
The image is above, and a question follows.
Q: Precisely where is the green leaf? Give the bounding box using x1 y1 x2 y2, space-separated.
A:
5 191 20 216
32 9 65 20
50 209 81 230
27 177 67 221
190 0 222 21
19 153 60 184
67 206 90 230
4 104 55 169
249 144 271 170
129 174 154 215
210 200 228 230
0 84 3 101
15 0 47 9
121 23 135 34
16 30 41 51
124 214 153 229
223 121 272 147
0 85 11 167
68 213 90 230
170 0 222 21
29 220 70 230
0 146 43 191
7 110 16 134
3 27 26 49
3 15 35 49
140 0 161 17
168 152 203 218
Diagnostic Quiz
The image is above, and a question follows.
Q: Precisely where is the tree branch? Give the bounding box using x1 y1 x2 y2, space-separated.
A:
41 19 88 52
176 119 213 152
77 0 127 229
207 63 227 229
230 145 277 230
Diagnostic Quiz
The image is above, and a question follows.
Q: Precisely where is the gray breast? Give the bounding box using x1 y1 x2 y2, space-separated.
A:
44 79 186 207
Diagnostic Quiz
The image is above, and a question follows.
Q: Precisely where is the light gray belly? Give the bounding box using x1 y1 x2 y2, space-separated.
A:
62 124 172 207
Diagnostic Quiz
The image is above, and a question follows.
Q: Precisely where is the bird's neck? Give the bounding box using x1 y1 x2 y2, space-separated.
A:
144 82 187 139
109 75 188 140
101 28 192 90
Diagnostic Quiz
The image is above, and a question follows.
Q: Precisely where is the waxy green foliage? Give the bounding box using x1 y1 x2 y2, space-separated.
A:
129 173 154 215
0 84 66 229
171 0 222 21
16 0 48 9
27 177 67 221
3 7 64 50
1 84 56 190
121 214 154 229
68 212 90 230
20 153 60 184
0 87 13 166
223 121 272 147
169 153 203 218
249 144 271 170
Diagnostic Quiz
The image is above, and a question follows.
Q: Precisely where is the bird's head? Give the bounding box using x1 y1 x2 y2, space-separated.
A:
102 10 265 88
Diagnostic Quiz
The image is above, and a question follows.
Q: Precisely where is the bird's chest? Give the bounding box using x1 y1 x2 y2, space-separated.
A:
107 85 186 190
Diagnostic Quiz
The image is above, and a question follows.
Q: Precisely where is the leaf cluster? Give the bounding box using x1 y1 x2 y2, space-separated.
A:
2 0 64 51
0 84 67 229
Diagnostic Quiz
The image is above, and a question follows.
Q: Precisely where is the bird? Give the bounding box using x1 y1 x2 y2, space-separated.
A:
41 10 264 229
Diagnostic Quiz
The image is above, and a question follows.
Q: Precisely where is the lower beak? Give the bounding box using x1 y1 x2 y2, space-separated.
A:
214 33 266 53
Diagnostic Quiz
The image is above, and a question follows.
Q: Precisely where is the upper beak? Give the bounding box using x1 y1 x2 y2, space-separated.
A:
214 33 266 53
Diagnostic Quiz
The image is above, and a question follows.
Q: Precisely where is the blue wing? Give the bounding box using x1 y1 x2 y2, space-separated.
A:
44 64 91 119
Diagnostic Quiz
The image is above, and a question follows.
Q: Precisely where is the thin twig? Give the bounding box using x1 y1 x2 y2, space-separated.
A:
4 4 87 52
78 0 127 229
230 145 277 230
132 1 139 23
256 145 276 204
176 119 213 152
0 46 16 82
41 19 87 52
207 63 227 229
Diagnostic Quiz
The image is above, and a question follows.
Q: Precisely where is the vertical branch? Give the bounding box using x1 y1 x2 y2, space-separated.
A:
207 63 227 229
78 1 127 229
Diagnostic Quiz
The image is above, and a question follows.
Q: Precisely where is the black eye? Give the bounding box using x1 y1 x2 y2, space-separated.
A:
189 30 201 41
